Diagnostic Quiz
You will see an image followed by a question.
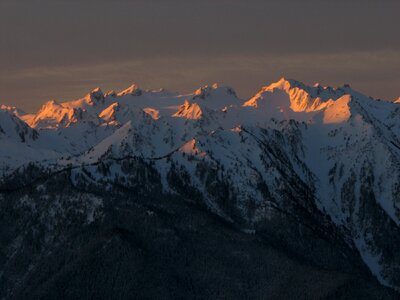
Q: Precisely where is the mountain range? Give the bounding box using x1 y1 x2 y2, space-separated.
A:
1 78 400 299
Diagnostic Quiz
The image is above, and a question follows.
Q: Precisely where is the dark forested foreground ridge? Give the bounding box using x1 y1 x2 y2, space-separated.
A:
1 78 400 299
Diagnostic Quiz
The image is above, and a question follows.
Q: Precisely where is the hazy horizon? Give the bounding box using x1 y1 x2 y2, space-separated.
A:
1 0 399 112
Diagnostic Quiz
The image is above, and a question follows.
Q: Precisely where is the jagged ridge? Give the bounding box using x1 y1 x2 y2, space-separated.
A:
1 78 400 294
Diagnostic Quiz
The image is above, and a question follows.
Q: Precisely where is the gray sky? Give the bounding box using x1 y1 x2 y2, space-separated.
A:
0 0 399 112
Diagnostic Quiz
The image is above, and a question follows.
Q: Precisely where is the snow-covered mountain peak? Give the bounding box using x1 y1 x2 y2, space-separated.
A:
78 87 105 106
98 102 144 125
263 77 306 92
27 99 90 129
322 94 352 124
264 78 346 100
105 90 117 98
173 99 203 120
117 84 142 97
2 79 400 291
193 85 213 98
35 99 64 117
0 104 26 118
91 87 102 93
313 82 322 88
0 110 38 142
41 99 58 110
193 84 237 99
244 78 351 121
98 102 121 123
190 84 240 111
143 108 160 120
88 87 104 100
244 86 330 116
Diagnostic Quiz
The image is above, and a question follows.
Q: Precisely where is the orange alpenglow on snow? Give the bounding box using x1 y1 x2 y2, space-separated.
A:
173 100 203 119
